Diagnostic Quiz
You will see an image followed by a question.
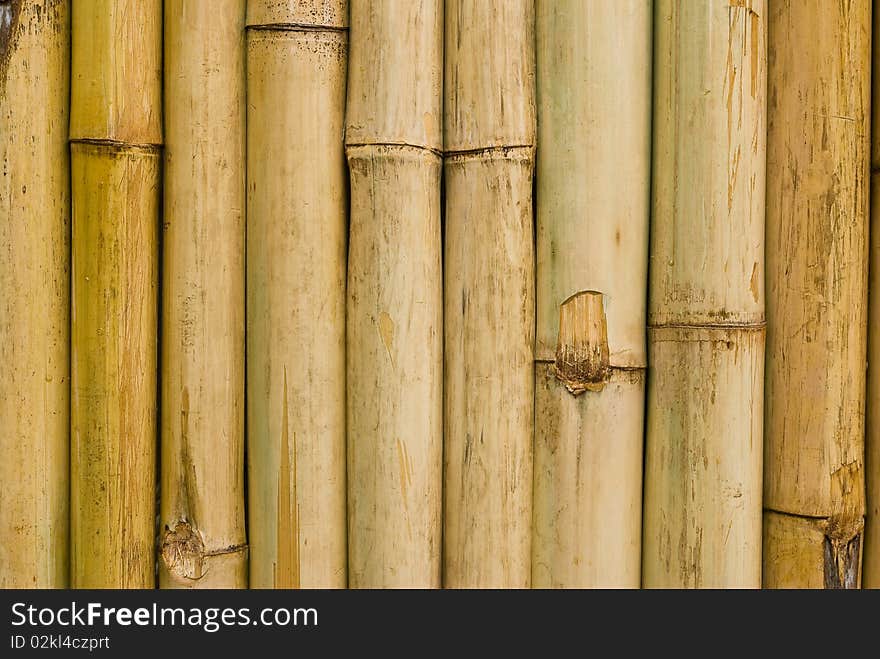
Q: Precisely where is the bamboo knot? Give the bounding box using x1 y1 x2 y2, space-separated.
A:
554 291 610 395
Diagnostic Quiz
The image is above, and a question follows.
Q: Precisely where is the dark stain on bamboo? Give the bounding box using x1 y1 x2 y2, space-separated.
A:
0 0 22 88
823 533 861 589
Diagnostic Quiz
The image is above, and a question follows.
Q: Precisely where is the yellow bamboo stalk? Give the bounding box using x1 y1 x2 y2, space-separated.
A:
764 0 870 589
345 0 442 588
532 0 651 588
866 0 880 589
643 0 766 588
444 0 535 588
246 0 348 588
159 0 247 589
70 0 162 589
0 0 69 588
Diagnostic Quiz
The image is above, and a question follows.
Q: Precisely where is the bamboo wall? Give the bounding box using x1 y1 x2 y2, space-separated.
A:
3 0 880 590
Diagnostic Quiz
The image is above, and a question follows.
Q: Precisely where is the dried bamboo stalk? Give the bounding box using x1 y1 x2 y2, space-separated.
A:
643 0 766 588
443 0 536 588
345 0 443 588
159 0 247 589
866 0 880 589
764 0 870 588
0 0 69 588
69 0 161 589
532 0 651 588
246 0 348 588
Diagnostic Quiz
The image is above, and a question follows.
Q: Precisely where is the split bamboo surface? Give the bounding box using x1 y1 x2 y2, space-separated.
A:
0 0 69 588
532 0 651 589
345 0 443 588
69 0 161 589
866 1 880 590
160 0 247 589
764 0 871 589
643 0 766 588
246 0 348 588
443 0 536 588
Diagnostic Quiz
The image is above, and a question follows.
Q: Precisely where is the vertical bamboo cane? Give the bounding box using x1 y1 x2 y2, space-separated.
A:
0 0 69 588
159 0 247 589
345 0 443 588
444 0 536 588
532 0 651 589
764 0 870 589
865 0 880 589
246 0 348 588
643 0 766 588
69 0 161 589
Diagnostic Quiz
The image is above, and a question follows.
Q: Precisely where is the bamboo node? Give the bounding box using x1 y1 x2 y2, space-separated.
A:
823 531 862 589
160 521 206 582
553 291 610 395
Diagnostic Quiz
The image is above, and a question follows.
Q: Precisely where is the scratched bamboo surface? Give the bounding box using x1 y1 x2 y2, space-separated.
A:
159 0 247 589
443 0 536 589
643 0 766 588
862 0 880 590
69 0 161 589
345 0 443 588
0 0 70 588
245 0 348 589
532 0 651 588
764 0 870 589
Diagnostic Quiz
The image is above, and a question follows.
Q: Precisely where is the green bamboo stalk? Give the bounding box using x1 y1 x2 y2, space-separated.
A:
70 0 162 588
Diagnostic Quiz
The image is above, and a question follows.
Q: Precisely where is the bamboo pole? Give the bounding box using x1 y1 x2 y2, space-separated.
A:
443 0 536 588
764 0 870 589
643 0 766 588
69 0 161 589
345 0 443 588
246 0 348 588
865 0 880 589
159 0 247 589
0 0 69 588
532 0 651 589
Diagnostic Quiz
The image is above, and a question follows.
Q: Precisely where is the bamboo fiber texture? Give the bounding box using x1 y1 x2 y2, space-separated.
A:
159 0 247 589
764 0 870 589
443 0 536 588
69 0 161 589
865 1 880 589
643 0 766 588
345 0 443 588
246 0 348 588
0 0 70 588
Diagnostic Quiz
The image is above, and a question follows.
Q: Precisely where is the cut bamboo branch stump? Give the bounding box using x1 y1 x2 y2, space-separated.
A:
532 0 651 589
764 0 870 589
643 0 766 588
0 0 70 588
443 0 536 588
345 0 443 588
865 1 880 589
246 0 348 588
160 0 248 589
69 0 161 589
